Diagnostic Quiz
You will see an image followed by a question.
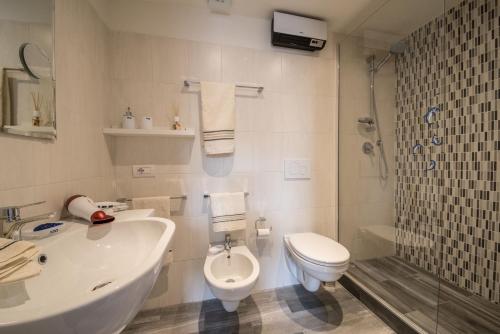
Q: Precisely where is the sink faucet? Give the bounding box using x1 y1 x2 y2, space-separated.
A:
224 234 232 258
0 201 56 240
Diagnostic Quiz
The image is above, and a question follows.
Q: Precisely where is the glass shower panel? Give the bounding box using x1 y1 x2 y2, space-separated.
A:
338 0 446 332
434 1 500 333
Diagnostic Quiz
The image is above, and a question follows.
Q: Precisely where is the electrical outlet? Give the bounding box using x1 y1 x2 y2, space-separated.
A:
132 165 155 178
284 159 311 180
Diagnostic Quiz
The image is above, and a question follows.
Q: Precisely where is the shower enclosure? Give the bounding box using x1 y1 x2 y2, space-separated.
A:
337 0 499 333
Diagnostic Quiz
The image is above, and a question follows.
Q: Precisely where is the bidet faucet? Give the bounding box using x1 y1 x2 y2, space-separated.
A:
0 201 55 239
224 234 232 251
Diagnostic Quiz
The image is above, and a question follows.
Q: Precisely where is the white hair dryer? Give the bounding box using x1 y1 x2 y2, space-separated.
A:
65 195 115 224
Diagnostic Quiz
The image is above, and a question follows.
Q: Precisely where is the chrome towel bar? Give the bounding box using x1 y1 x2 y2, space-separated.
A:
184 80 264 93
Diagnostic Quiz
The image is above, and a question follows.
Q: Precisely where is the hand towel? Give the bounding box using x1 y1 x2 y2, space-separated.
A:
0 246 39 273
200 81 236 155
0 239 38 264
209 192 246 232
0 261 41 284
0 238 41 284
132 196 171 218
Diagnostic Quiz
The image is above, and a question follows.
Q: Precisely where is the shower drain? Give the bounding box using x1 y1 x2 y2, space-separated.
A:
225 278 236 283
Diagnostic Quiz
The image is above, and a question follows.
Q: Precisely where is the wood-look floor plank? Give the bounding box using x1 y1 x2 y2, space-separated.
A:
349 256 500 334
123 285 394 334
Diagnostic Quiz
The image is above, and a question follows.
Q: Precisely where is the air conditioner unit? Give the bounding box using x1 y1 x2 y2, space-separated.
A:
271 12 327 51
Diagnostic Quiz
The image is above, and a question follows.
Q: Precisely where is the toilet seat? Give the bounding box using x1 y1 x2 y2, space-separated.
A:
287 233 350 267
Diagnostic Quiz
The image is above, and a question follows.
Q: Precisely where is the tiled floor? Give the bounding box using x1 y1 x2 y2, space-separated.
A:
124 284 394 334
348 256 500 334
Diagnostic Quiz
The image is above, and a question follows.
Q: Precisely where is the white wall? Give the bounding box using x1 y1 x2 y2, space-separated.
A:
107 30 338 308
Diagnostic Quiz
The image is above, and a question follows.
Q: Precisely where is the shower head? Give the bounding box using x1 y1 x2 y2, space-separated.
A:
389 40 408 54
371 39 408 72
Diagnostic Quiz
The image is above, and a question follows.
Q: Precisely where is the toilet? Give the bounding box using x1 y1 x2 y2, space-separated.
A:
284 232 350 292
204 245 260 312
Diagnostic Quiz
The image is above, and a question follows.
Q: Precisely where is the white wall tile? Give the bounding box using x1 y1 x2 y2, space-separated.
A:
187 41 221 82
152 36 188 84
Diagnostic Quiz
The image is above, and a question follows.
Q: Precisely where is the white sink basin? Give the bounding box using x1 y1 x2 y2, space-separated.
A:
0 213 175 334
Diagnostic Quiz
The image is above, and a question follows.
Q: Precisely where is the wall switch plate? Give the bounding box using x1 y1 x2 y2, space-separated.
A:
132 165 155 178
284 159 311 180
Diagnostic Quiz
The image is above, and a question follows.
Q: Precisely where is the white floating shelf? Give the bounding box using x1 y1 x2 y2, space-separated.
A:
103 128 195 138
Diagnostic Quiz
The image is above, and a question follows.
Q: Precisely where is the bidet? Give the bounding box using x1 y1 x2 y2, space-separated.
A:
204 245 259 312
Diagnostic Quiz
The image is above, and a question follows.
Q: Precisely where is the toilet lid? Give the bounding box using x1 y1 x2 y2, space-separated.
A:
288 233 350 265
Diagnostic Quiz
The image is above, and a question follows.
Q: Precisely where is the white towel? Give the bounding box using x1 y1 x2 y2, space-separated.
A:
209 192 246 232
0 238 41 284
132 196 171 218
200 81 236 155
0 261 41 284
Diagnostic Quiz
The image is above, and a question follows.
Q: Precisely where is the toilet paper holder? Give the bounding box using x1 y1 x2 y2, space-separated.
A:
254 217 272 236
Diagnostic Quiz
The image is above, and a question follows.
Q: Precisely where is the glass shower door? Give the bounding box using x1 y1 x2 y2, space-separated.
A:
337 1 446 332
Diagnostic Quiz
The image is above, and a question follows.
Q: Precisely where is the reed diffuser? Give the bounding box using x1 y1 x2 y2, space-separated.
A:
31 91 43 127
171 102 182 130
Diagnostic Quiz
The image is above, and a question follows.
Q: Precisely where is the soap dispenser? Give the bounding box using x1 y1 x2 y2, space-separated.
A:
122 107 136 129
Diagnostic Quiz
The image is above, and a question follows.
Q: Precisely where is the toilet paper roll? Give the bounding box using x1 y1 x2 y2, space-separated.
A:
257 228 271 238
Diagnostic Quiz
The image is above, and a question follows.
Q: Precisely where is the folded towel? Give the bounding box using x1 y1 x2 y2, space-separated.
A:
0 239 38 264
132 196 171 218
209 192 246 232
0 261 41 284
200 81 236 155
0 238 41 284
0 245 39 273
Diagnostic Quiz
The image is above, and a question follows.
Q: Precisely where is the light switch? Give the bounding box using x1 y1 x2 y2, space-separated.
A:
284 159 311 180
132 165 155 178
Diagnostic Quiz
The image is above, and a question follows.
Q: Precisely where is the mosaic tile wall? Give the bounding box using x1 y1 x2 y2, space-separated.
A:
395 0 499 303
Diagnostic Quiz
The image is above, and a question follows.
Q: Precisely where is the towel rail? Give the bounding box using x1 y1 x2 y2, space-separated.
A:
203 192 249 198
183 80 263 93
118 195 187 202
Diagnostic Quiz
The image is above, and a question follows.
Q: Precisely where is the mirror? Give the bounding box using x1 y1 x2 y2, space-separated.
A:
0 0 56 140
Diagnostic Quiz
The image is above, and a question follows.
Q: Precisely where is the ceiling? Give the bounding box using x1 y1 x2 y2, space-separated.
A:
140 0 447 36
141 0 383 32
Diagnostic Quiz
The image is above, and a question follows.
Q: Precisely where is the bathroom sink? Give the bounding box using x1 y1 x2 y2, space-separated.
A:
0 213 175 334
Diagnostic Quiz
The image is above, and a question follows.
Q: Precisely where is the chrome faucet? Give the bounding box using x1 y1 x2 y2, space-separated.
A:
0 201 56 240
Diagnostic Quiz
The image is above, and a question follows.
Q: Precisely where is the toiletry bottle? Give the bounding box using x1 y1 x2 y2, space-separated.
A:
173 116 182 130
32 110 41 126
122 107 136 129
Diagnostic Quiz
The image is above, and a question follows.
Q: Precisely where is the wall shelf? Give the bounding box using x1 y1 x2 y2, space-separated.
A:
103 128 195 138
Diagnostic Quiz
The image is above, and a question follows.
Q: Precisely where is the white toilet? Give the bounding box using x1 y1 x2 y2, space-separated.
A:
204 245 260 312
284 232 350 292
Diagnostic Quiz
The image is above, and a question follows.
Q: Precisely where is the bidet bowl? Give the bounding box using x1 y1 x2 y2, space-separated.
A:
0 210 175 334
203 245 259 312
